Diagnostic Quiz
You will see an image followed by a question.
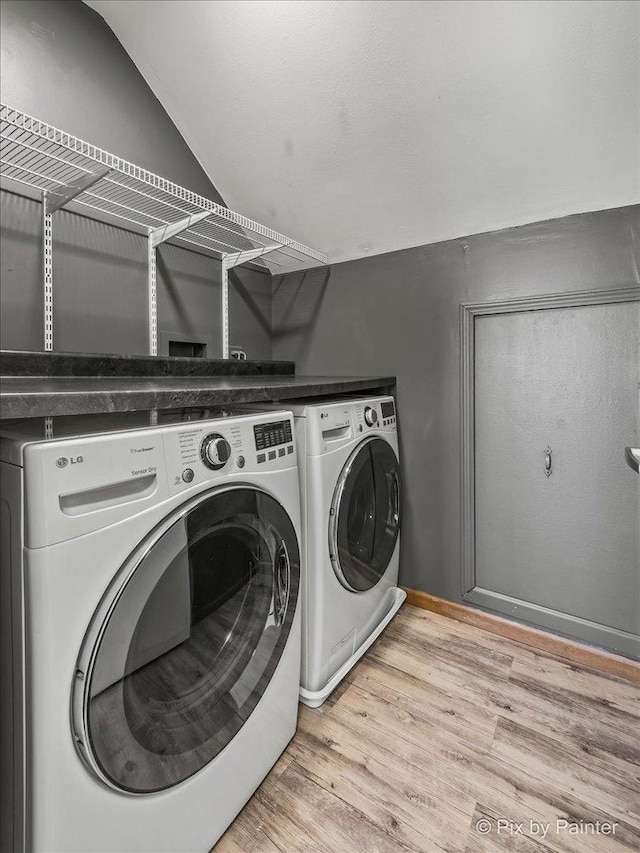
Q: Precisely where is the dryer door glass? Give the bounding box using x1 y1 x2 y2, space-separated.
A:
331 438 401 592
75 487 299 794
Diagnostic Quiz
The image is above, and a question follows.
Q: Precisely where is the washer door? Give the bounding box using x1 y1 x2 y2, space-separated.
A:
72 487 299 795
329 437 401 592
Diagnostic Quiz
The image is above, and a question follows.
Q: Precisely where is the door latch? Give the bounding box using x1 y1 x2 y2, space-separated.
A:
625 447 640 473
544 446 552 477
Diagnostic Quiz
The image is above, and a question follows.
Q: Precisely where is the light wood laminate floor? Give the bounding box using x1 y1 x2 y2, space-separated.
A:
215 604 640 853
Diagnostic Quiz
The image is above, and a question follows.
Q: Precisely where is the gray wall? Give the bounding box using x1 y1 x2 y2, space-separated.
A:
273 205 640 601
0 0 271 358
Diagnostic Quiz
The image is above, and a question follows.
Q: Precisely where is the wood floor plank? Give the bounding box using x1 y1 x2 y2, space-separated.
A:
260 760 417 853
504 662 640 744
465 803 554 853
399 605 629 675
490 717 640 828
397 606 554 667
385 619 514 683
349 654 498 751
366 632 504 718
383 608 640 770
392 608 515 676
290 732 450 853
241 770 325 853
404 596 640 684
509 654 640 718
487 679 640 795
213 788 287 853
215 606 640 853
295 704 476 851
329 684 639 853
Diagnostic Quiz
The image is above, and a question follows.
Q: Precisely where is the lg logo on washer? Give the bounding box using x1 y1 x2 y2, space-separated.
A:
55 455 83 468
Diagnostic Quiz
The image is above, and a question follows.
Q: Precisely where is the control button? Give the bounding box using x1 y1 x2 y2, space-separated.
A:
364 406 378 427
201 433 231 470
182 468 194 483
287 445 294 454
257 453 266 463
268 450 277 460
237 456 245 468
278 447 286 457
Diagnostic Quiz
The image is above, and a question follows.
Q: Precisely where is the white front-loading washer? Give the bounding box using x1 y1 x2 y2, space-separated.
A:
0 408 301 853
237 395 405 707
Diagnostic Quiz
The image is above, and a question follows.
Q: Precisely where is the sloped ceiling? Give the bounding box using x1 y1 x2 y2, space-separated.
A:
86 0 639 266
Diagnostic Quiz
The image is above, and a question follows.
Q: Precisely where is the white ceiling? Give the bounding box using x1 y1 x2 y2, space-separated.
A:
86 0 639 266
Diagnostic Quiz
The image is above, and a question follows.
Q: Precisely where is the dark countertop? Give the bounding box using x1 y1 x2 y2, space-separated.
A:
0 375 396 420
0 349 295 377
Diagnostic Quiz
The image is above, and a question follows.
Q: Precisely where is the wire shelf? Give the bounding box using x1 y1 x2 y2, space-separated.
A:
0 103 327 273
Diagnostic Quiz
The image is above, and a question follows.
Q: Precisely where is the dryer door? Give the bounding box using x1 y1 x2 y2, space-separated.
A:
72 486 299 795
329 437 401 592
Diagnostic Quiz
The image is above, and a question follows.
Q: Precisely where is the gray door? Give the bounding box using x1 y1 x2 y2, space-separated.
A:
472 300 640 657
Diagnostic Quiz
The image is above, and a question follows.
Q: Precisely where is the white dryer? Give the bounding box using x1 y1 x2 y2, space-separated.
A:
0 409 301 853
239 395 405 707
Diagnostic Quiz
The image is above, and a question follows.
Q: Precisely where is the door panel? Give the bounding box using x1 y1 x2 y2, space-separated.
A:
474 301 639 637
74 487 299 794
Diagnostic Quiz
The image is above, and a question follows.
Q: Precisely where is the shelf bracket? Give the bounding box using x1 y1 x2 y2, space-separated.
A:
146 210 211 356
44 166 113 215
223 244 285 270
219 243 285 358
149 210 211 248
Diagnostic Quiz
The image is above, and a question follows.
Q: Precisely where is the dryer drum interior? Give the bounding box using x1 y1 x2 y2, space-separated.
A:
73 487 300 795
330 437 401 592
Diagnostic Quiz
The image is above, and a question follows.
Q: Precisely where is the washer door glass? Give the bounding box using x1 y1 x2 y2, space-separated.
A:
74 487 299 794
330 438 401 592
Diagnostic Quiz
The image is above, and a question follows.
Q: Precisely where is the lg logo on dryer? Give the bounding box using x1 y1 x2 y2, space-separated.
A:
56 456 83 468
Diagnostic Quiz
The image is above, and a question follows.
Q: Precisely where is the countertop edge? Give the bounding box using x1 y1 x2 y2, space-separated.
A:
0 376 397 420
0 350 295 378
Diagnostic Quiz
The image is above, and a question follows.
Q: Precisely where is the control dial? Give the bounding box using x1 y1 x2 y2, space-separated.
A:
200 433 231 470
364 406 378 427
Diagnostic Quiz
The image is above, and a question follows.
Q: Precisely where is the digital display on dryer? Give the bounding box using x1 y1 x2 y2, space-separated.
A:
253 420 293 451
381 401 395 418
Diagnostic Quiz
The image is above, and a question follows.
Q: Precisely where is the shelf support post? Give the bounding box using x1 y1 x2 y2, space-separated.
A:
219 244 286 359
147 210 211 357
147 235 158 356
42 191 53 352
221 257 230 360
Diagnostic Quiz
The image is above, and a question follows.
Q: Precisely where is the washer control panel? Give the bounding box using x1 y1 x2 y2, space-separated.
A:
162 412 296 495
253 419 295 465
253 419 293 451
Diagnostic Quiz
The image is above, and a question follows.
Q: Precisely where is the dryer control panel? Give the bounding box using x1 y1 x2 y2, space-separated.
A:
304 395 397 455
